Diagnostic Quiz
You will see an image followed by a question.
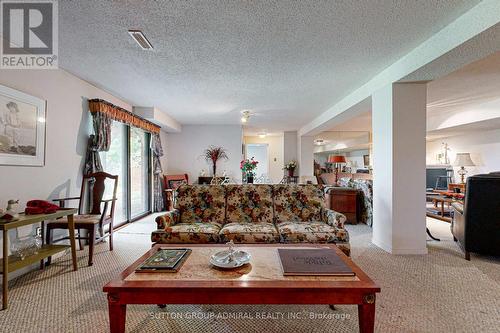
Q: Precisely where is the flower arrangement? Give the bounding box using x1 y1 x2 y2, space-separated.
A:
283 160 297 170
203 145 228 176
240 157 259 182
283 160 297 176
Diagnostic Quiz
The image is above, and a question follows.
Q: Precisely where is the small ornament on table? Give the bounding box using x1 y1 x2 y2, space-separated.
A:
0 199 20 221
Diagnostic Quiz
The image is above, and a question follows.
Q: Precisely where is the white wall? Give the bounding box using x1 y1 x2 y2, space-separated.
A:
346 149 369 170
166 125 243 183
244 135 284 183
0 68 131 275
298 135 314 177
427 128 500 178
283 131 298 165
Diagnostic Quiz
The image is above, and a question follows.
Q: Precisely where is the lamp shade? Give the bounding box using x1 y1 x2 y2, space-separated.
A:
453 153 475 167
328 155 346 163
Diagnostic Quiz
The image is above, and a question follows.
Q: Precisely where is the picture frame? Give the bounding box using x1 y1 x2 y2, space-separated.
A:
0 84 46 166
363 154 370 167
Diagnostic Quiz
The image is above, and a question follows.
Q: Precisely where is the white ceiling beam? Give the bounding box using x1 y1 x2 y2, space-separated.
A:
133 106 182 132
299 0 500 136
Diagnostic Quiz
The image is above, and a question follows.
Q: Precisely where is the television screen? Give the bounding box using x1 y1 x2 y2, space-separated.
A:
426 168 450 190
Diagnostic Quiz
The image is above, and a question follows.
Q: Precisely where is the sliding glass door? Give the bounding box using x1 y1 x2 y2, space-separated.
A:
130 127 150 219
101 123 151 225
101 122 128 224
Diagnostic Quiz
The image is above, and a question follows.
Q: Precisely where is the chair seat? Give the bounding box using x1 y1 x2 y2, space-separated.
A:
47 214 108 227
219 222 279 243
277 221 349 243
152 223 221 244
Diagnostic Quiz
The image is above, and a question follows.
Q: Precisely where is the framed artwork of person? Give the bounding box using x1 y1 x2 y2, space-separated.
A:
0 84 46 166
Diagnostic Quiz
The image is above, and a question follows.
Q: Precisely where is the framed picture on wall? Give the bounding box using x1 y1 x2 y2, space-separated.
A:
363 155 370 167
0 84 46 166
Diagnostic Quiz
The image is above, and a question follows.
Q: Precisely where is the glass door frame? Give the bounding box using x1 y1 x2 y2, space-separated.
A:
126 126 153 223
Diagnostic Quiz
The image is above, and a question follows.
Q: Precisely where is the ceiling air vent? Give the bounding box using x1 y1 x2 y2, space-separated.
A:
128 30 153 50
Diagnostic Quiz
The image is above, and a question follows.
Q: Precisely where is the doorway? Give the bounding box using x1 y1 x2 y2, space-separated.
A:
245 143 269 180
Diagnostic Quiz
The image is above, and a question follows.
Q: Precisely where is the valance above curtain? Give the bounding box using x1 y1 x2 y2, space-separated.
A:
88 99 161 134
84 98 166 212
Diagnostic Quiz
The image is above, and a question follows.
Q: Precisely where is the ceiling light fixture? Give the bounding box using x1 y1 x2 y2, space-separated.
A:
258 132 267 138
128 30 154 50
314 139 326 146
241 110 251 123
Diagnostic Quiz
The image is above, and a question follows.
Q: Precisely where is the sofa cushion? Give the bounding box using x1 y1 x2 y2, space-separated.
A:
152 222 221 243
273 184 325 223
225 184 274 223
219 222 279 243
176 185 226 224
277 221 349 243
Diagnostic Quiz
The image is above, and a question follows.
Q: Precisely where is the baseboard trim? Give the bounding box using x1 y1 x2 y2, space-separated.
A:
372 237 428 255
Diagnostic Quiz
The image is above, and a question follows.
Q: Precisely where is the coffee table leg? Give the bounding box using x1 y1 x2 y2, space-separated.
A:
108 294 126 333
358 294 376 333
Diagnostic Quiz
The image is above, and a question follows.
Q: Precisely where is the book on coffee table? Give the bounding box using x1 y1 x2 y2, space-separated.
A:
136 248 191 273
278 248 355 276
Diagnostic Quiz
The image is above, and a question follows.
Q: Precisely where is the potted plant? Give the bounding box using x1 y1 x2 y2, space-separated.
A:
240 157 259 183
283 160 297 177
203 145 228 177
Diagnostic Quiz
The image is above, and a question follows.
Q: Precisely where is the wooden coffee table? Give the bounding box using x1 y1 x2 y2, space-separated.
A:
103 244 380 333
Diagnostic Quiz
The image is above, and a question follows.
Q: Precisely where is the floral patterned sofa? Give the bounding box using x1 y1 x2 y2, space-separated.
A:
152 184 350 256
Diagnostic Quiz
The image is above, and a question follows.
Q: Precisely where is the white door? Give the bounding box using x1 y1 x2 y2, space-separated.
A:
245 144 269 179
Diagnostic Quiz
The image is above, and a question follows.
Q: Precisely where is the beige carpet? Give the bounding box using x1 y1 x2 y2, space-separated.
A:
0 215 499 333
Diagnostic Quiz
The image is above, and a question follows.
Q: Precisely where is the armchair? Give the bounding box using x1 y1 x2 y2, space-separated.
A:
46 172 118 266
451 173 500 260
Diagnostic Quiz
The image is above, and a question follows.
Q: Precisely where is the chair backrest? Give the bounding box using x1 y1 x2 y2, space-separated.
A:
80 172 118 216
463 174 500 248
164 174 189 190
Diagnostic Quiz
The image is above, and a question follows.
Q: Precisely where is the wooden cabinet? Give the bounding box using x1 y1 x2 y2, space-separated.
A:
325 187 359 224
198 177 213 184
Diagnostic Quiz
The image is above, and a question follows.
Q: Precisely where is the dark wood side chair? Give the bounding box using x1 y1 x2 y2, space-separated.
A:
163 174 188 211
46 172 118 266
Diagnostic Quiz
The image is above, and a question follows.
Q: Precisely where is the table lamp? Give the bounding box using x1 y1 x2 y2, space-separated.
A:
453 153 475 183
328 155 346 184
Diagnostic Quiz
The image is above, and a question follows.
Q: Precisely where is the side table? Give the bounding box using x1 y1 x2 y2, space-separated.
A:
325 187 359 224
0 208 78 309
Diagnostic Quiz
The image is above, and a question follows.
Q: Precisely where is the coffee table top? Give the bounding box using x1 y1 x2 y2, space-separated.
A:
104 244 379 292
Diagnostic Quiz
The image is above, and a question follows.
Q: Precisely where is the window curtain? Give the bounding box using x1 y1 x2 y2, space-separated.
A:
85 99 165 211
151 133 165 212
84 111 112 175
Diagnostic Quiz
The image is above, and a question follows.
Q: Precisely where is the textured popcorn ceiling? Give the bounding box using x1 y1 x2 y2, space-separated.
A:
58 0 480 131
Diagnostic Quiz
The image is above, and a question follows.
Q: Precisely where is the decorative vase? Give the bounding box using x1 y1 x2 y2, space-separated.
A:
247 175 254 184
288 168 295 177
11 235 42 260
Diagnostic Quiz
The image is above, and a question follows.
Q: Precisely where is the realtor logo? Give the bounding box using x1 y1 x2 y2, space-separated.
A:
1 0 58 69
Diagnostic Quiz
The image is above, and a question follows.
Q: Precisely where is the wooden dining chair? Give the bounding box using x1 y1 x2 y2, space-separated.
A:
46 172 118 266
163 174 188 211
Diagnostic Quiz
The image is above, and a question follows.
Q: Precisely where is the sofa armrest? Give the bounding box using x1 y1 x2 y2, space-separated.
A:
155 209 180 229
451 202 464 215
323 208 347 229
